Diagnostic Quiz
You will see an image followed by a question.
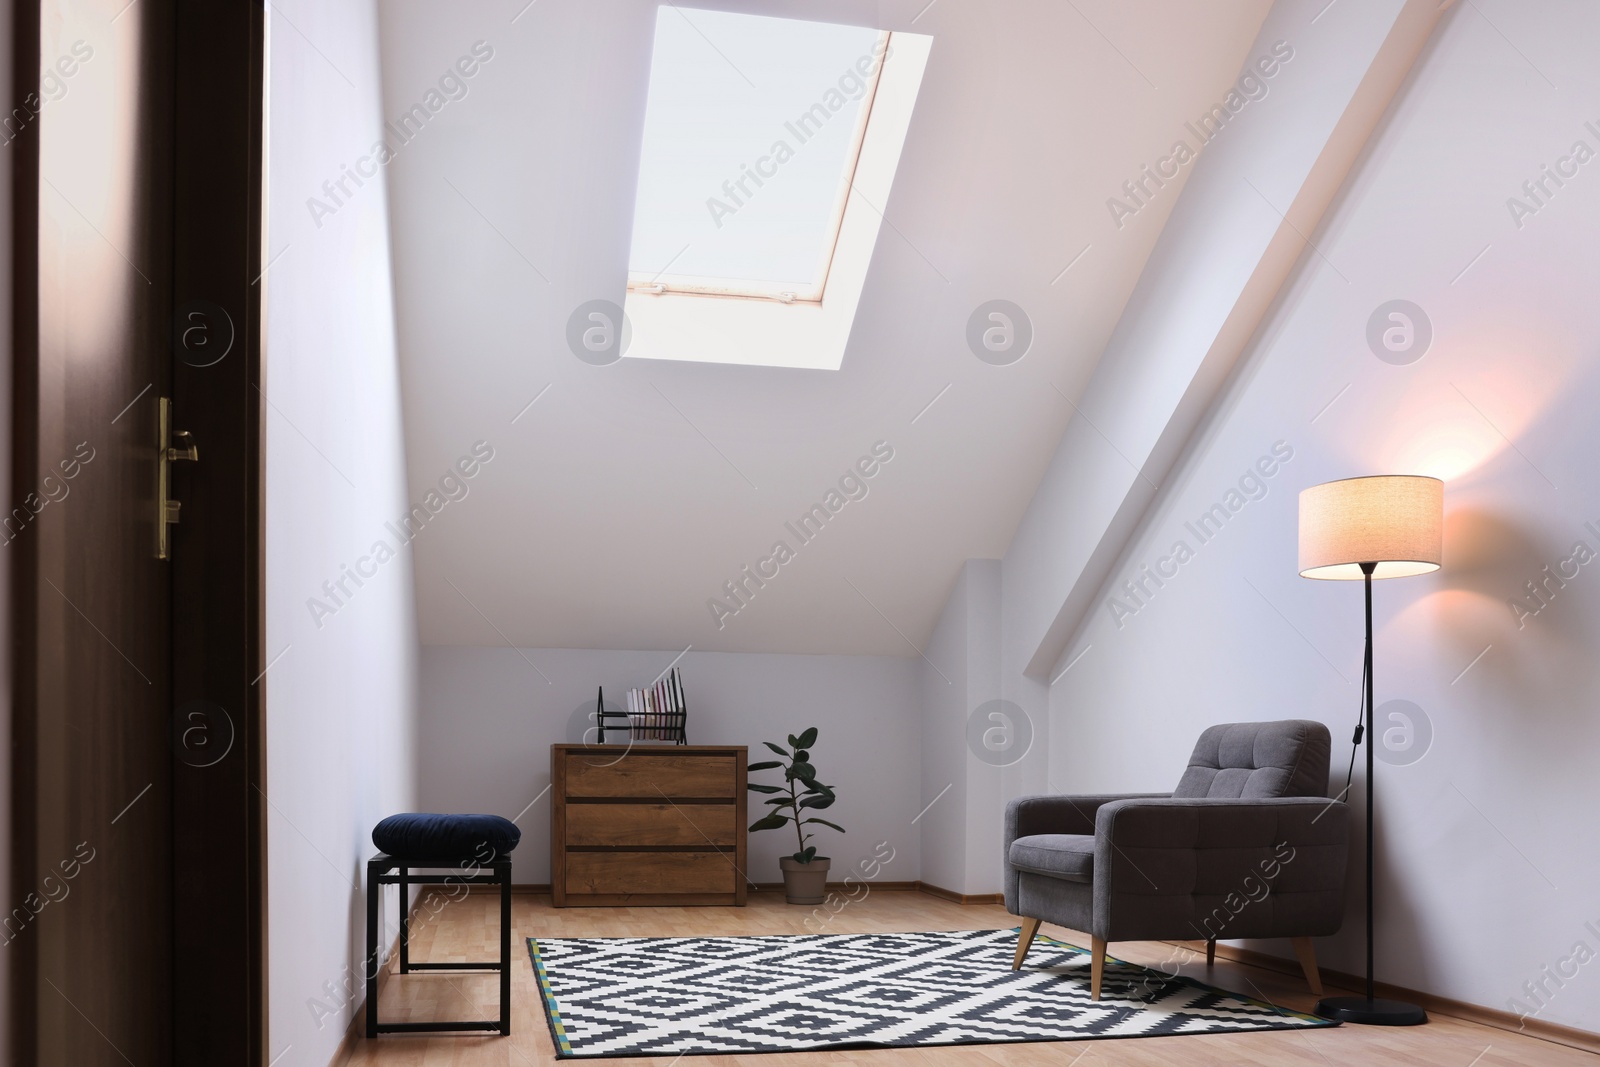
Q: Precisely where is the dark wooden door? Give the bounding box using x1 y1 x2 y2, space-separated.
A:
168 0 267 1060
13 0 177 1063
12 1 265 1063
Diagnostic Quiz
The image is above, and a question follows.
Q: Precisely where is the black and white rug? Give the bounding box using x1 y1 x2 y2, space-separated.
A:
528 928 1333 1057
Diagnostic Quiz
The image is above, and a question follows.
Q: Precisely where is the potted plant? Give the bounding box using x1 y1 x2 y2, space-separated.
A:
747 727 844 905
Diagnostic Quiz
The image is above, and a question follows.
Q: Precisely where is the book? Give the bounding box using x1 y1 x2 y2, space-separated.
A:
621 667 688 743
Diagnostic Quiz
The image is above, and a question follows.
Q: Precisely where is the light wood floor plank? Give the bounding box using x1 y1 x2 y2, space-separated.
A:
338 890 1597 1067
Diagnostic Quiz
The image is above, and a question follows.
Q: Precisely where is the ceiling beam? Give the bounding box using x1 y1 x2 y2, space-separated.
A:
1002 0 1456 680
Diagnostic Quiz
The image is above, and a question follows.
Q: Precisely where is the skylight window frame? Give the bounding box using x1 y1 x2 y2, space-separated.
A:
625 28 894 306
621 26 931 371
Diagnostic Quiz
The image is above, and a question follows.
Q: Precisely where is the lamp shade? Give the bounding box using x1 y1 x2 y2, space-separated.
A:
1298 475 1442 580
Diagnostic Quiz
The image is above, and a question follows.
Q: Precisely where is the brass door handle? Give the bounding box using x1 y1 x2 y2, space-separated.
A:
166 429 198 464
158 397 198 560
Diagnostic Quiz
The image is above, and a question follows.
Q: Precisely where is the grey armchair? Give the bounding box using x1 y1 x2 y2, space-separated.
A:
1004 720 1349 1000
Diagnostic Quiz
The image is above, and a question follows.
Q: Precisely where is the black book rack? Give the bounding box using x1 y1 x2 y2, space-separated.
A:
594 685 687 745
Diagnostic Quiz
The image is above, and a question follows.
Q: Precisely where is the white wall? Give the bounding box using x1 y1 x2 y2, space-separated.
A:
417 646 921 889
917 566 972 893
916 559 1048 896
1049 0 1600 1034
264 1 420 1062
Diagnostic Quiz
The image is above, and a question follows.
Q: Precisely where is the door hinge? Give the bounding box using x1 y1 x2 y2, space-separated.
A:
157 397 199 560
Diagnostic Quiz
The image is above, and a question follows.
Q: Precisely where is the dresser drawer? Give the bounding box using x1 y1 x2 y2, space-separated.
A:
567 802 737 847
565 851 736 896
563 754 736 798
552 744 747 907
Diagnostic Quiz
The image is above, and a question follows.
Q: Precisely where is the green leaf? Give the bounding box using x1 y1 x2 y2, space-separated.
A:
793 750 809 762
797 845 818 863
747 782 783 793
786 761 816 781
763 741 790 758
795 727 818 749
799 794 835 810
764 796 791 805
802 818 846 833
786 734 800 749
749 812 789 832
746 760 783 772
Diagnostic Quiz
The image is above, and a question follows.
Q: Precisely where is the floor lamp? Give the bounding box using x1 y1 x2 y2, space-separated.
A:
1298 474 1442 1027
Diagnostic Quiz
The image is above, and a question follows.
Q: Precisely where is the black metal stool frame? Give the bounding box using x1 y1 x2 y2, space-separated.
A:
365 853 512 1037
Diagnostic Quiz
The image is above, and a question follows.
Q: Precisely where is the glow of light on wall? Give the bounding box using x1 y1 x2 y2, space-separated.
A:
1388 421 1500 483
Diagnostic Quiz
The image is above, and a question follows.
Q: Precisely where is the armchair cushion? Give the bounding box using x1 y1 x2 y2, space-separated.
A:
1009 834 1094 883
1003 793 1169 912
1172 720 1330 799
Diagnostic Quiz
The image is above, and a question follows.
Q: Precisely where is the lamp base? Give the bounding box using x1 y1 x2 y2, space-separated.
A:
1314 995 1428 1026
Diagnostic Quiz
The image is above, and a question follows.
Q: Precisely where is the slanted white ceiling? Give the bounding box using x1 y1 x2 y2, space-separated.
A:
374 0 1272 655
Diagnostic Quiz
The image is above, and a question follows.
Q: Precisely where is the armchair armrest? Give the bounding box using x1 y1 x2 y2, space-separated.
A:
1003 793 1169 914
1091 796 1350 942
1006 793 1172 842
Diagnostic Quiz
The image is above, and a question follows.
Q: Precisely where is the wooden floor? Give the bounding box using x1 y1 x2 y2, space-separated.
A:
341 889 1597 1067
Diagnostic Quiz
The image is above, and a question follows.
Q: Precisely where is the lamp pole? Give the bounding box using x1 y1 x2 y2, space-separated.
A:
1364 562 1375 1004
1313 561 1427 1025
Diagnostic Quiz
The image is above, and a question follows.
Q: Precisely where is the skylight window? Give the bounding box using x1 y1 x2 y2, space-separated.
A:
627 9 889 303
621 9 931 370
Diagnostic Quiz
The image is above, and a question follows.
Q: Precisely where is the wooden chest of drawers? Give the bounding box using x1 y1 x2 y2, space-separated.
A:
551 744 747 907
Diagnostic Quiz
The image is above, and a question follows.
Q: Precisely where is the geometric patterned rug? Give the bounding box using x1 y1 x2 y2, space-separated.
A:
528 928 1334 1057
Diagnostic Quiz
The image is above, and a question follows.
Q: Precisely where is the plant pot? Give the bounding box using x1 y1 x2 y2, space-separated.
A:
779 856 830 905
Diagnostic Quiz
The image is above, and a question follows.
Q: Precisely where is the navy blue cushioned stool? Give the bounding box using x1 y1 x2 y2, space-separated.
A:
365 813 520 1038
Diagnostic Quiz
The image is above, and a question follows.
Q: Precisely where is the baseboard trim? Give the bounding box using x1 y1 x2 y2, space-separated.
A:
463 883 551 895
328 1011 362 1067
1194 941 1600 1055
748 880 921 893
915 881 1005 905
331 890 452 1065
460 881 1003 904
329 925 402 1067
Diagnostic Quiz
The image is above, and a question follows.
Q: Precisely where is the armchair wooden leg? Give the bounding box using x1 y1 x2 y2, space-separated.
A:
1205 939 1216 967
1012 917 1042 970
1091 936 1107 1001
1291 937 1323 996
